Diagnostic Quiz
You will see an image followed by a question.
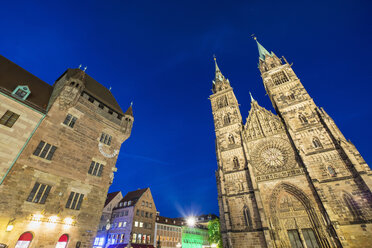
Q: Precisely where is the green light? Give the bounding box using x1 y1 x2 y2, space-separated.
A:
182 226 209 248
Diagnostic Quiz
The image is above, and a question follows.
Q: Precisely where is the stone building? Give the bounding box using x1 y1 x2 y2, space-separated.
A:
94 191 123 247
210 39 372 248
154 215 182 248
0 55 133 247
104 188 157 248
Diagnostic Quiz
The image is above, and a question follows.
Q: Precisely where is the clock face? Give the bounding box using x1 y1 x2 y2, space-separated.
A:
252 139 294 174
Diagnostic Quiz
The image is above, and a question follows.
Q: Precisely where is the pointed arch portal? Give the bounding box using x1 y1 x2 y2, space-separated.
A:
268 183 330 248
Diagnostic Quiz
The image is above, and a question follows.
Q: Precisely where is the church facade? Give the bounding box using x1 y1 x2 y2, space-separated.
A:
210 40 372 248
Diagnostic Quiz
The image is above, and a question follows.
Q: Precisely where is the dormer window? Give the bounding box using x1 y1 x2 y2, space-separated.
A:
12 85 31 100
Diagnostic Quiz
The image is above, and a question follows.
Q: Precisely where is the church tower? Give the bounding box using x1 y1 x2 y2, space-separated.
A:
256 38 372 247
210 58 266 247
211 39 372 248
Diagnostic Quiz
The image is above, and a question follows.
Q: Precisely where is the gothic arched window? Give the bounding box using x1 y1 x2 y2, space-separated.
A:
312 137 322 148
299 114 308 124
224 113 231 125
343 193 363 221
228 134 235 145
243 205 252 227
233 157 239 169
327 166 336 177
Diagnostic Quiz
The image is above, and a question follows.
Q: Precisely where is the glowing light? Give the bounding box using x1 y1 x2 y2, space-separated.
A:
186 216 196 227
64 217 74 225
49 216 59 223
6 224 14 231
32 214 43 221
212 244 218 248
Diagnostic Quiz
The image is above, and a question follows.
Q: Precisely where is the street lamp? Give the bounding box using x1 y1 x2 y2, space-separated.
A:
186 216 196 227
211 244 217 248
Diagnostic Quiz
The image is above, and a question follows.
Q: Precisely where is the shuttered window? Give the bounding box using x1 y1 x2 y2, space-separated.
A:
26 182 51 204
88 161 104 177
0 110 20 127
287 230 303 248
33 141 57 160
66 192 84 210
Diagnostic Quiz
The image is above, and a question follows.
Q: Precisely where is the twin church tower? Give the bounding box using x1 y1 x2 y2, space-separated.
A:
210 39 372 248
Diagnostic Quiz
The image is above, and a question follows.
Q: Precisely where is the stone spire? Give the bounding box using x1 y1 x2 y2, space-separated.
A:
249 91 255 102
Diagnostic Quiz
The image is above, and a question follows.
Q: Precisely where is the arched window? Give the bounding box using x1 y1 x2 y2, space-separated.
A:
312 138 322 148
228 134 235 145
55 234 69 248
224 113 231 125
233 157 239 169
243 205 252 227
343 193 363 221
15 232 33 248
299 114 308 124
327 166 336 177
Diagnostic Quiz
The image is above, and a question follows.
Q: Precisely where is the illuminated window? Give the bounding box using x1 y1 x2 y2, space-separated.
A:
26 182 51 204
55 234 69 248
63 114 77 128
139 222 143 228
0 110 20 128
135 221 139 227
132 233 137 243
33 141 57 160
15 232 33 248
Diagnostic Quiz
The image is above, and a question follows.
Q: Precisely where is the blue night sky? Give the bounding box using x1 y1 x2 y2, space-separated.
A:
1 0 371 218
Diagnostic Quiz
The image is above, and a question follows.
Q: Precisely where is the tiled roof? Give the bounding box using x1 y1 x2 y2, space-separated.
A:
105 191 121 207
0 55 53 112
116 188 148 208
156 215 183 226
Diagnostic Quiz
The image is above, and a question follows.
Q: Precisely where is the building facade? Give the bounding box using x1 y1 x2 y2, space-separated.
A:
210 40 372 248
181 226 209 248
0 56 133 248
154 215 182 248
102 188 157 248
94 191 123 247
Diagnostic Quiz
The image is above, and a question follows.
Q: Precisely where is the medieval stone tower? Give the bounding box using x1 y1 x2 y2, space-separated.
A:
210 39 372 248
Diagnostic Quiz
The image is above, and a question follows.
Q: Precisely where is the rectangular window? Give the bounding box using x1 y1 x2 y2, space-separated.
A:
66 192 84 210
26 182 51 204
132 233 137 243
88 161 104 177
33 141 57 160
100 133 112 145
287 230 304 248
136 209 140 216
141 210 144 217
135 221 139 227
124 210 129 216
0 110 20 128
302 228 320 248
63 114 78 128
139 222 143 228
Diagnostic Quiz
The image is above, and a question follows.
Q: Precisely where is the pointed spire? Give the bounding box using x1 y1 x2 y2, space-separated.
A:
213 55 220 72
253 36 272 60
124 103 133 117
249 91 255 102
